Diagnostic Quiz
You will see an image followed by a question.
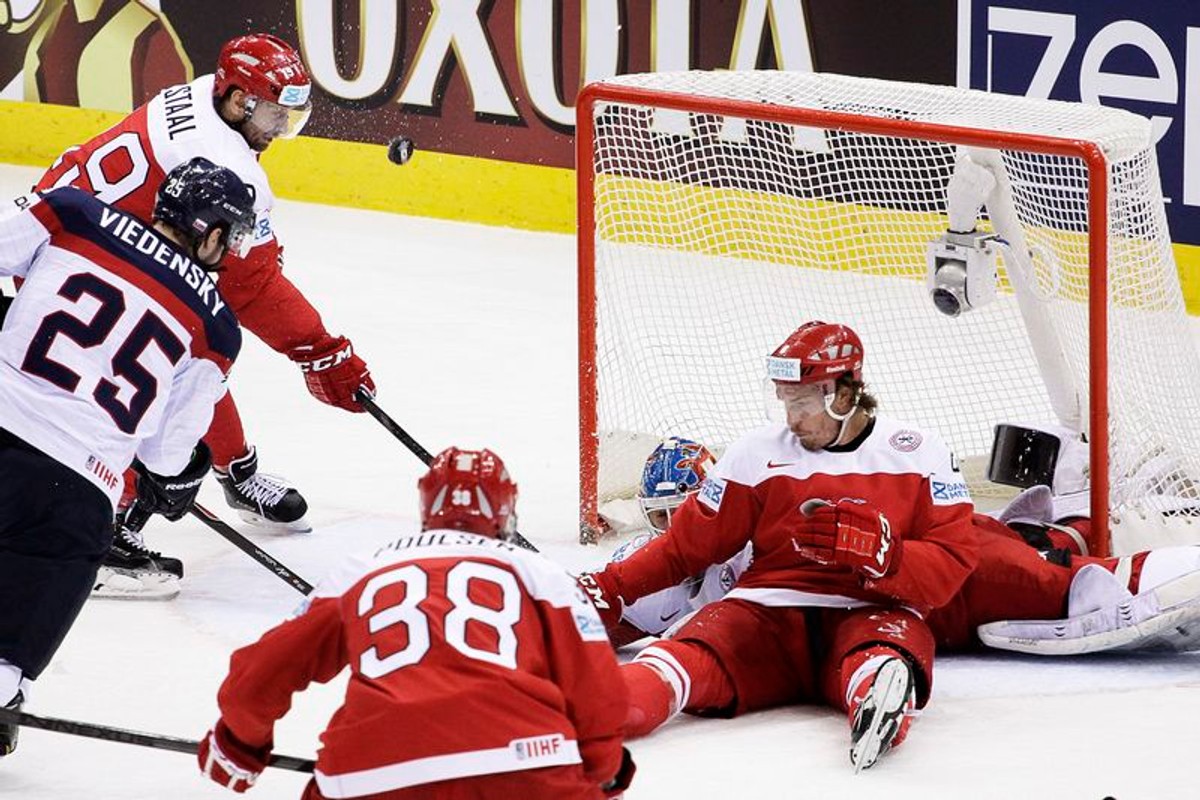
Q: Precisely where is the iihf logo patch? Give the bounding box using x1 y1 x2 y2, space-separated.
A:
889 430 922 452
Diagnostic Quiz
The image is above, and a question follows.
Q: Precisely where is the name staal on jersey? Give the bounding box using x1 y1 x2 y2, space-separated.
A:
0 188 240 507
36 74 327 353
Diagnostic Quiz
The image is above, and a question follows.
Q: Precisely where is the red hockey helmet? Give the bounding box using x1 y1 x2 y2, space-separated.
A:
419 448 518 538
215 34 311 105
766 321 864 385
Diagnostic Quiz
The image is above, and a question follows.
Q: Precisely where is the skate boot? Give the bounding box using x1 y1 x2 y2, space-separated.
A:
215 447 310 532
92 515 183 600
848 654 916 772
0 690 21 756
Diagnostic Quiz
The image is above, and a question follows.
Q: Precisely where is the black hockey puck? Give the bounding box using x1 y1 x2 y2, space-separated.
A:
387 136 414 165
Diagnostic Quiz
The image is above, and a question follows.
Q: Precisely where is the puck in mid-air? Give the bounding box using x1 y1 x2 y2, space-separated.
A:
387 136 414 165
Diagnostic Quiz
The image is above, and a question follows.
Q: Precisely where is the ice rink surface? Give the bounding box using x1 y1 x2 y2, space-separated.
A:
0 163 1197 799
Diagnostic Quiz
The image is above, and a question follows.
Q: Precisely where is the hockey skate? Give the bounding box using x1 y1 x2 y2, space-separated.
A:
215 447 311 533
848 656 916 773
92 519 183 601
0 690 20 756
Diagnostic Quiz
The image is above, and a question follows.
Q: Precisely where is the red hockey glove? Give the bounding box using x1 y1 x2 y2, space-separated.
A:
197 720 271 793
793 498 901 580
601 747 637 798
288 334 375 413
576 571 623 633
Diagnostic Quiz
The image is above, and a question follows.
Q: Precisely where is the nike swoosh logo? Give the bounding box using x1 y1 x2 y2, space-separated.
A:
767 460 796 468
659 611 679 623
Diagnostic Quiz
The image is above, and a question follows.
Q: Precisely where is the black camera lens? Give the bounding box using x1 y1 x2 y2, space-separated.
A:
932 287 962 317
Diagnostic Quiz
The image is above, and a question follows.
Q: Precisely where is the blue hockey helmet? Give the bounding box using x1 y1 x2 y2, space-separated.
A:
638 437 716 533
153 156 256 264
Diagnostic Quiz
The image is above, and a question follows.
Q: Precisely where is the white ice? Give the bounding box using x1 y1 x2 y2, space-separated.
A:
0 164 1196 800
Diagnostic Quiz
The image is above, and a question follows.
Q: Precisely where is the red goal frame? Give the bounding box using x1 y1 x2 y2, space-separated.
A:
576 81 1112 556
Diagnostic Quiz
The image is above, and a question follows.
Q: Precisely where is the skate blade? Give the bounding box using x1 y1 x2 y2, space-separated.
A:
850 660 911 774
236 510 312 534
91 569 180 601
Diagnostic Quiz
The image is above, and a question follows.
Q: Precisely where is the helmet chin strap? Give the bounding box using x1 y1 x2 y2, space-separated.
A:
823 391 860 447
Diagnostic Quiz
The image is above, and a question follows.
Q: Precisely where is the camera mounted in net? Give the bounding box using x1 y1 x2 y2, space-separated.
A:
926 230 1001 317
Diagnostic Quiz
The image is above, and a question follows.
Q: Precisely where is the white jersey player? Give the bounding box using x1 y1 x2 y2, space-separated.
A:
0 157 253 756
34 34 376 585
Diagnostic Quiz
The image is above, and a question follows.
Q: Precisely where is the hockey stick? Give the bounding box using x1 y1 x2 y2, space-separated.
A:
357 390 435 464
355 391 540 553
0 707 314 772
189 502 314 596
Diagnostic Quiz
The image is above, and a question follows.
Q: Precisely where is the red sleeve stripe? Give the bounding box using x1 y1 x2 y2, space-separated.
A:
29 196 62 234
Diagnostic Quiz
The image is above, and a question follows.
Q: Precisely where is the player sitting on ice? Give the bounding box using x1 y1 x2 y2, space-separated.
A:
578 320 981 772
601 425 1200 659
198 447 634 799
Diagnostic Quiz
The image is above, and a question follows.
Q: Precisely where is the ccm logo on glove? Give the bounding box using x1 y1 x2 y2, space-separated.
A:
297 341 353 372
793 497 901 580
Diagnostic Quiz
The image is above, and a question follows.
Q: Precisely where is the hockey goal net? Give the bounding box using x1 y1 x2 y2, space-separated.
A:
577 70 1200 556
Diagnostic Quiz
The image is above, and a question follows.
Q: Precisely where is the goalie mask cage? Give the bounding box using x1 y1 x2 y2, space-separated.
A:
577 70 1200 557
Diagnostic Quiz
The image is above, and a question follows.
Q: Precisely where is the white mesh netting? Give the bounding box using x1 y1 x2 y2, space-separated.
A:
580 71 1200 548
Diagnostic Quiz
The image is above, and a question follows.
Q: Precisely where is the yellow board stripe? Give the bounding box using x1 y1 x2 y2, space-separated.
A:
0 99 576 233
3 98 1199 313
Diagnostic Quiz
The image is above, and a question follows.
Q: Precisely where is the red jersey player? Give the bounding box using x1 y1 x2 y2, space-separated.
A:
198 448 635 799
0 157 254 754
34 34 375 592
578 320 980 771
602 435 1200 658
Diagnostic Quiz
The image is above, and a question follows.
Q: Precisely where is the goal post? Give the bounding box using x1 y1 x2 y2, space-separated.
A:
577 70 1200 556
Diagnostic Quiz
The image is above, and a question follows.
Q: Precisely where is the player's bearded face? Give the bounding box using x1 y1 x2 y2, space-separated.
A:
241 97 312 151
776 381 838 450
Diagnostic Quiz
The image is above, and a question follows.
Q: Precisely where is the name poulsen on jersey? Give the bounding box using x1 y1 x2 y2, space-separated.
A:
97 207 227 317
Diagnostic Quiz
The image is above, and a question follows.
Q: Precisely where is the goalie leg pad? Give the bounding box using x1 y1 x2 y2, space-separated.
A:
978 565 1200 654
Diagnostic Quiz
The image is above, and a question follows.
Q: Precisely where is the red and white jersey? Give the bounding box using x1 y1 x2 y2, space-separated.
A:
0 189 240 506
37 74 274 253
604 417 980 615
611 532 752 636
36 75 328 353
216 530 627 798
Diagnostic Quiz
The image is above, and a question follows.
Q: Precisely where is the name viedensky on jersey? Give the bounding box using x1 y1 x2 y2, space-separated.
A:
97 207 226 317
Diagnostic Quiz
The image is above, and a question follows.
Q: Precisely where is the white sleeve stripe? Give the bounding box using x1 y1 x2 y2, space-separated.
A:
634 645 691 713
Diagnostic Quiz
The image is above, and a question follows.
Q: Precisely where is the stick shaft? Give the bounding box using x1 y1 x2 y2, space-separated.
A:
189 503 314 595
354 392 540 553
357 392 434 465
0 708 314 772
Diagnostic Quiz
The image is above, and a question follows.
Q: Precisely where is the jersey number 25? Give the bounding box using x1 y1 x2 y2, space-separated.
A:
22 272 184 433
